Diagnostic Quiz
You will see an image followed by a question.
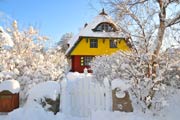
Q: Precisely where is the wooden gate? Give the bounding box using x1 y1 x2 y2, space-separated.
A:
64 76 112 117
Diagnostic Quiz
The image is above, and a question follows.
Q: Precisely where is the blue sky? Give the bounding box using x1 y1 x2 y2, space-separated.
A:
0 0 102 47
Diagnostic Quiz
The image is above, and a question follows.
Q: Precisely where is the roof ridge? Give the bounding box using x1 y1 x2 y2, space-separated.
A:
99 8 107 15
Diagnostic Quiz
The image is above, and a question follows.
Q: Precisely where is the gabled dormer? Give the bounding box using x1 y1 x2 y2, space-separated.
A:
92 22 117 32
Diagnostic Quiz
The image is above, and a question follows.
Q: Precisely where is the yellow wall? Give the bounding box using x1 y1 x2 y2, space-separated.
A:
70 37 130 55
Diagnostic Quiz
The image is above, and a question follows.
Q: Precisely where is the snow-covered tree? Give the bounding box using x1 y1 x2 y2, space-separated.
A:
91 49 180 112
0 26 14 49
92 0 180 112
0 21 67 103
57 32 73 53
102 0 180 55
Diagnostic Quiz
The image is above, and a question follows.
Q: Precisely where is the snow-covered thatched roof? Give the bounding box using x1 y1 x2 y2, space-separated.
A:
66 9 127 55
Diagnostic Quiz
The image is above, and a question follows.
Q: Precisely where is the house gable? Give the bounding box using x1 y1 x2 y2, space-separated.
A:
66 9 129 56
70 37 130 56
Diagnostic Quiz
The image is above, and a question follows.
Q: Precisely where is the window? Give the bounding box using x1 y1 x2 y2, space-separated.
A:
90 39 98 48
102 23 109 32
81 56 93 66
110 40 117 48
93 22 116 32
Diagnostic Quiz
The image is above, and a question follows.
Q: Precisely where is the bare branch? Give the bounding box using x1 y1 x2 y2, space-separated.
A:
166 12 180 27
127 0 148 6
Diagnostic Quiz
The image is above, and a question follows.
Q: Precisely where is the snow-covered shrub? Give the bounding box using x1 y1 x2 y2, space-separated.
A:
0 21 67 103
162 48 180 89
0 26 14 48
57 32 73 53
27 81 60 114
91 49 180 112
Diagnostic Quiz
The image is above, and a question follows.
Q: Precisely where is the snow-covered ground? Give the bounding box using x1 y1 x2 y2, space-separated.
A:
0 73 180 120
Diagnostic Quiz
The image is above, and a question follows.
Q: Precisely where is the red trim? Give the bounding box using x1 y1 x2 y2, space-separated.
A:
71 55 93 73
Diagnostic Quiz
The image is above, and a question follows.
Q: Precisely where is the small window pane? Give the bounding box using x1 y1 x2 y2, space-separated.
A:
84 56 93 66
90 39 98 48
110 40 117 48
80 56 94 66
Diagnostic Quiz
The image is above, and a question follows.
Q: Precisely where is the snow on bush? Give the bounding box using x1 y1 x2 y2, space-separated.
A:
0 79 20 93
27 81 60 102
0 26 14 48
26 81 60 114
0 21 67 103
91 49 180 112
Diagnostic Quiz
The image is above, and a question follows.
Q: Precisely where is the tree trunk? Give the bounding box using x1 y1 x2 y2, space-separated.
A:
147 0 166 108
152 0 166 61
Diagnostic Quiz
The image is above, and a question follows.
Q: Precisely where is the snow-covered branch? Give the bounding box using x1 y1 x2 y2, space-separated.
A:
165 12 180 27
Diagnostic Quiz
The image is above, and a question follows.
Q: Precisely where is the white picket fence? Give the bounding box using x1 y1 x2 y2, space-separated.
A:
61 75 112 117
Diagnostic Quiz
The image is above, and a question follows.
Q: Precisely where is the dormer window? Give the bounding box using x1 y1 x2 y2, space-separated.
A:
93 22 117 32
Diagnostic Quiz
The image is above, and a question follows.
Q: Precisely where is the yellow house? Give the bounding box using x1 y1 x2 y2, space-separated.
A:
66 9 131 73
